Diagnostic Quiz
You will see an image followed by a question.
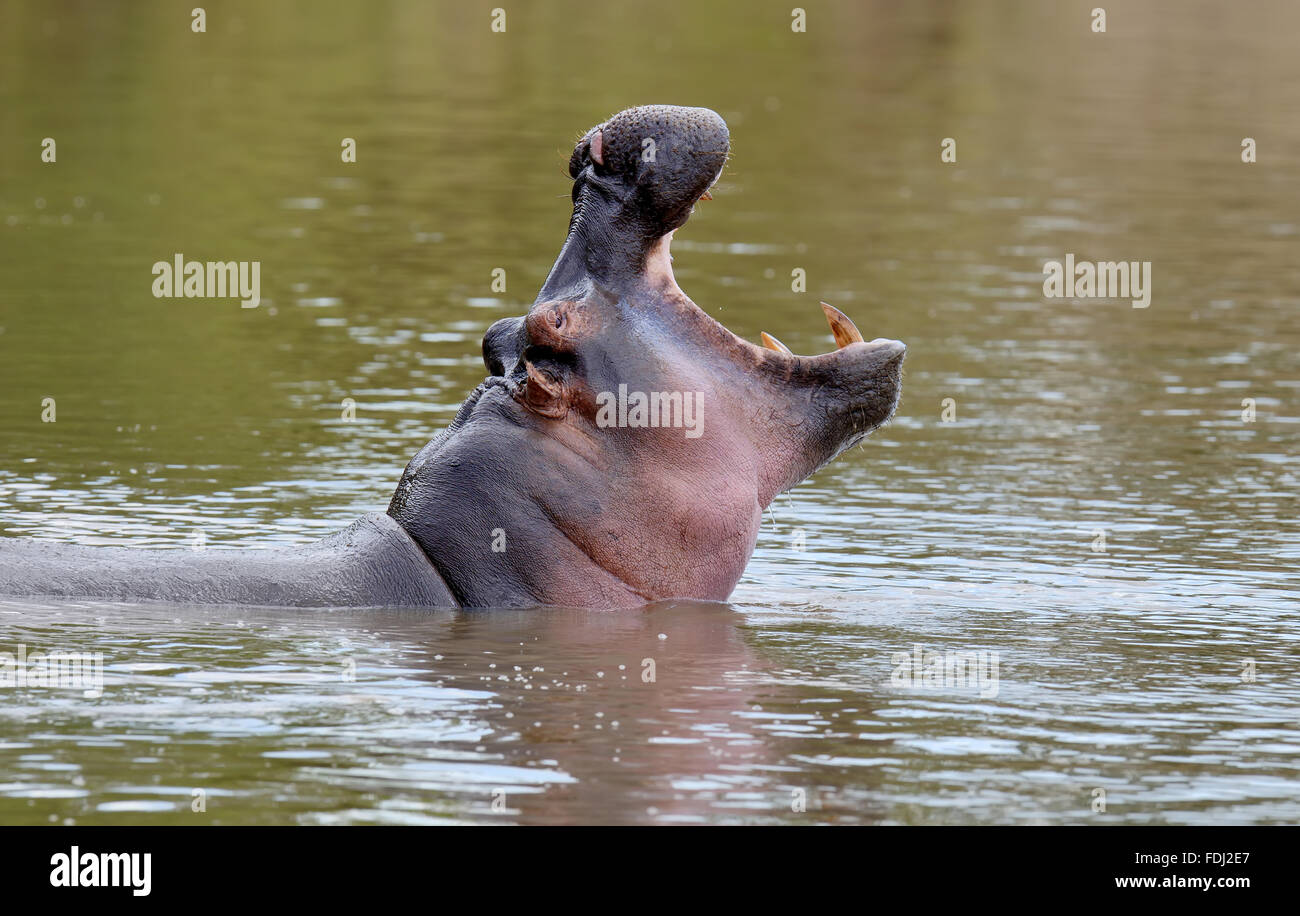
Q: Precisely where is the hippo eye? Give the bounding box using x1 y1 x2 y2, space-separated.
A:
544 301 571 333
523 301 579 354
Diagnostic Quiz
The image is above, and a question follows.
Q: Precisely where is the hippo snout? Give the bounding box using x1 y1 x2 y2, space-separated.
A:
569 105 730 235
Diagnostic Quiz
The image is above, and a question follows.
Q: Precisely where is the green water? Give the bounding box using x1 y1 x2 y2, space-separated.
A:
0 0 1296 824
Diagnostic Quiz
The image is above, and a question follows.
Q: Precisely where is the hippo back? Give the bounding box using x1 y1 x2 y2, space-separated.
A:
0 513 457 609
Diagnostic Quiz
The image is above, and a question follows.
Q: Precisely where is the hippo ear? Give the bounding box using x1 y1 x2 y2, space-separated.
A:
483 316 527 376
520 360 567 419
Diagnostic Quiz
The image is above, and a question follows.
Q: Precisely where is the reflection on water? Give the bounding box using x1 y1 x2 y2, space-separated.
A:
2 588 1297 826
0 0 1298 823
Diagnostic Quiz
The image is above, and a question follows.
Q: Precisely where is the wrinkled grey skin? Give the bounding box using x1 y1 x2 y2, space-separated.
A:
0 105 904 609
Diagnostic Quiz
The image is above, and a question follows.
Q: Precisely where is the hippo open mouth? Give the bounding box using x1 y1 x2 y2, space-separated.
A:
390 105 906 607
0 105 903 611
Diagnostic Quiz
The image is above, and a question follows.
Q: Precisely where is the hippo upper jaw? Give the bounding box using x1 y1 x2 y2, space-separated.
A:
535 105 729 305
568 105 728 239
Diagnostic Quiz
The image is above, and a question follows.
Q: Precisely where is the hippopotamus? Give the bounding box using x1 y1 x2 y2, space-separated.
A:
0 105 905 609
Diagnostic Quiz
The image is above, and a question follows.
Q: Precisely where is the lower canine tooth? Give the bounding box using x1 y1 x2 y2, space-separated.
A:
760 332 792 354
821 301 864 348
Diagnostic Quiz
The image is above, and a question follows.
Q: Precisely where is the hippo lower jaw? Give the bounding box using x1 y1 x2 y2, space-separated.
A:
638 228 906 505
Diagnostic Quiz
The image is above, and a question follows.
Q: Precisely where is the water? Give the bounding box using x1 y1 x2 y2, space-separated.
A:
0 0 1297 824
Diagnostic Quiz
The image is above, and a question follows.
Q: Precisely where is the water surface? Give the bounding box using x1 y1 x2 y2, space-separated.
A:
0 0 1297 824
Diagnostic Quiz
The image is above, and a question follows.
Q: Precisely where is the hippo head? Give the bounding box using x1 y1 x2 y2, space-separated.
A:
389 105 905 608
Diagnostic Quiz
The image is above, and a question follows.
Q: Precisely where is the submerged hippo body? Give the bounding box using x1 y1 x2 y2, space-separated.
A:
0 106 905 610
